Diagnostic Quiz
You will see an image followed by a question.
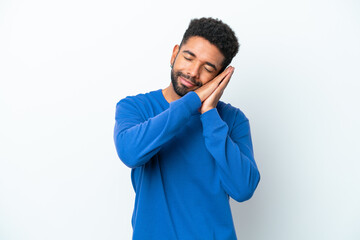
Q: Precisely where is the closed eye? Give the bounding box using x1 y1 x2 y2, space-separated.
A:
204 67 213 73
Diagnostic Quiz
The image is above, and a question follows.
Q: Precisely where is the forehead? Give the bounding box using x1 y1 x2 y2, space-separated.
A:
180 36 224 67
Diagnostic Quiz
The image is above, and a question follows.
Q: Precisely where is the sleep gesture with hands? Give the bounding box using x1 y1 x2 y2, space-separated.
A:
195 66 234 114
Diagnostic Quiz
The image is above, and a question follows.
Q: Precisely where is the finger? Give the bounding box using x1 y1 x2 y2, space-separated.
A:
211 68 234 99
195 67 234 101
214 66 233 85
218 67 234 88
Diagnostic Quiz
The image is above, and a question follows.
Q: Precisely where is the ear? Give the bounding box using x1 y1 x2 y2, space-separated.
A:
170 44 180 67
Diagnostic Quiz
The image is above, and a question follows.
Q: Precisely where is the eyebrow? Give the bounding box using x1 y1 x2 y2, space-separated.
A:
182 50 218 71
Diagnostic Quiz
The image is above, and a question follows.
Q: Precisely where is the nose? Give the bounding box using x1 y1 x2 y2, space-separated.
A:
186 63 201 79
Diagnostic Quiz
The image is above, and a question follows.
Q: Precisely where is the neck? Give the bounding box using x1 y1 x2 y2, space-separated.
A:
162 83 181 103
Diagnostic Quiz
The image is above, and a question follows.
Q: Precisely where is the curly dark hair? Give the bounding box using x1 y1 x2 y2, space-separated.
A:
180 17 239 71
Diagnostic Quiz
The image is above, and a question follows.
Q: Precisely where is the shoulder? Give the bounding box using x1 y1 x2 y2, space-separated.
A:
115 89 166 119
117 89 159 106
217 101 249 130
217 101 248 121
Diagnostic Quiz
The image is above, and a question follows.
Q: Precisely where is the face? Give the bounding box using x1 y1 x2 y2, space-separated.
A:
170 36 225 97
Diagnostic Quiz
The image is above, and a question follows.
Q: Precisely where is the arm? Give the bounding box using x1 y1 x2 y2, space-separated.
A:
113 91 201 168
200 108 260 202
197 66 260 201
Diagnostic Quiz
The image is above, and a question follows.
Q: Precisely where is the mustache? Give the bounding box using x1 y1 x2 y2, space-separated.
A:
176 72 202 87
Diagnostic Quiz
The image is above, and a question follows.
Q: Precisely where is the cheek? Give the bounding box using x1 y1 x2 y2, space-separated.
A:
174 58 189 69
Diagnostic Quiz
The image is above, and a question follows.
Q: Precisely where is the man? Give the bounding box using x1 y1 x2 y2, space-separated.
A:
114 17 260 240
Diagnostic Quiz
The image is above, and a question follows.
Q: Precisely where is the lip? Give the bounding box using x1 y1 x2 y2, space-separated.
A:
179 76 195 88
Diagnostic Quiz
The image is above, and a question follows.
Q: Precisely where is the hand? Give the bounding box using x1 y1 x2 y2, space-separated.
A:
195 66 234 114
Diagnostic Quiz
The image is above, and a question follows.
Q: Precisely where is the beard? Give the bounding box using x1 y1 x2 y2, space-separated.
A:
170 68 202 97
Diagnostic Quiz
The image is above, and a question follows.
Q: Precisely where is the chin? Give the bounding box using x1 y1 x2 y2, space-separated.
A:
173 84 188 97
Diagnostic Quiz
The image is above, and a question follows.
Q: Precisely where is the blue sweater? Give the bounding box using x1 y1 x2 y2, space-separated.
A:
114 89 260 240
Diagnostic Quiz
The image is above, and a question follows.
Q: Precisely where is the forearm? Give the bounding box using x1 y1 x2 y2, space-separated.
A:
201 108 260 202
114 91 201 168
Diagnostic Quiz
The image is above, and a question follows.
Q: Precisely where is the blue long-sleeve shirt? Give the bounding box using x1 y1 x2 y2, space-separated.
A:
114 89 260 240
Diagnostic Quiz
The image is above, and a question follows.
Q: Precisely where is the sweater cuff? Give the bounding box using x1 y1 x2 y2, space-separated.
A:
200 108 227 135
180 91 202 115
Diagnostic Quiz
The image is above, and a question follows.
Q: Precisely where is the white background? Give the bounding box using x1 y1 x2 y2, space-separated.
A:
1 0 359 239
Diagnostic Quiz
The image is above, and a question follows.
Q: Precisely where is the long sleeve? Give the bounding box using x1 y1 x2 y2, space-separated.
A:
200 107 260 202
114 91 201 168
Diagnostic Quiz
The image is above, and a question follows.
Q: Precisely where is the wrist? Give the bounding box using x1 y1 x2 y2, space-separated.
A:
201 106 215 114
194 90 205 102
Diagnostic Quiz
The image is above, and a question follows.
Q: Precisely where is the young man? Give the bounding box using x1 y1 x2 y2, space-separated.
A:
114 17 260 240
